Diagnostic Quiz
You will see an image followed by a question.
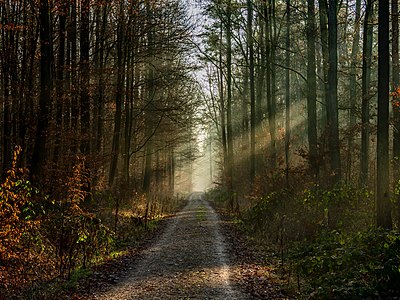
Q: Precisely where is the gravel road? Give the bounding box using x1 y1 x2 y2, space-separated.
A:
91 192 249 300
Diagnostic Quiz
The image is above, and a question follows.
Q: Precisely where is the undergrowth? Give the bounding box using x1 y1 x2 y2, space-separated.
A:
0 148 185 299
207 181 400 299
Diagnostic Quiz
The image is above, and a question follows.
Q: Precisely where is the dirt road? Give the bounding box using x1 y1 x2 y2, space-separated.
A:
90 192 249 299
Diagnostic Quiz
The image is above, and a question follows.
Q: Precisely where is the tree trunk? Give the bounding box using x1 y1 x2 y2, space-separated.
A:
53 3 67 163
318 0 329 133
67 0 78 141
285 0 291 185
376 0 392 229
360 0 373 187
249 0 256 184
109 4 125 187
307 0 318 180
327 0 341 183
392 0 400 229
123 50 133 186
218 24 227 177
93 3 107 155
347 0 361 182
80 0 90 155
31 0 52 178
256 11 265 127
226 0 234 209
269 0 277 168
143 5 156 194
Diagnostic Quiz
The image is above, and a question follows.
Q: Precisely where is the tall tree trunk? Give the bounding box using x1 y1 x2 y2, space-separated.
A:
123 50 133 185
327 0 341 183
93 3 104 154
269 0 277 168
31 0 52 178
218 24 227 177
143 6 156 194
376 0 392 229
80 0 90 155
265 0 276 169
256 12 265 126
249 0 256 184
226 0 234 209
242 39 249 181
307 0 318 180
67 0 78 140
53 3 67 163
109 4 125 187
347 0 361 182
392 0 400 229
2 66 11 171
360 0 373 186
284 0 291 185
318 0 329 133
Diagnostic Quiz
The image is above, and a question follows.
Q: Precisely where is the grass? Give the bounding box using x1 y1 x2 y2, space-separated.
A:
196 204 206 221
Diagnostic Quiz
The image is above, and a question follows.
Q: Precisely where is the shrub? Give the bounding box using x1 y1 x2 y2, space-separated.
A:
291 229 400 298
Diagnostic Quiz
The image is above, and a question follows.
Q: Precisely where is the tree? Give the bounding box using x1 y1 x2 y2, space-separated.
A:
392 0 400 229
226 0 234 208
109 0 125 187
376 0 392 229
307 0 318 180
326 0 341 183
31 0 52 178
249 0 256 183
360 0 374 187
284 0 291 184
267 0 277 168
346 0 361 181
80 0 90 155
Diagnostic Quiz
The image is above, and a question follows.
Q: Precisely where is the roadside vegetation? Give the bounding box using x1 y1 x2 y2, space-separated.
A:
207 178 400 299
0 148 186 299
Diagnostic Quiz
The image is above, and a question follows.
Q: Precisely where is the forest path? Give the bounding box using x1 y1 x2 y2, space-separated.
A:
90 192 249 299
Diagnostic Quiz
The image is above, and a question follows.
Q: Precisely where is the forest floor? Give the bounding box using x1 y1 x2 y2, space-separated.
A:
70 192 286 300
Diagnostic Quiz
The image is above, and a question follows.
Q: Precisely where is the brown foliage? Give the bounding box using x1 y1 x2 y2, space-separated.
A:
0 147 55 290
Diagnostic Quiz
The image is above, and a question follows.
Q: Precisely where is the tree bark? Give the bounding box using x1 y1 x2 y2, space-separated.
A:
376 0 392 229
347 0 361 182
143 5 156 193
269 0 277 168
80 0 90 155
53 3 67 163
307 0 318 181
31 0 52 178
318 0 329 133
392 0 400 229
218 24 227 178
285 0 291 185
226 0 234 209
360 0 373 187
109 2 125 187
249 0 256 184
327 0 341 183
